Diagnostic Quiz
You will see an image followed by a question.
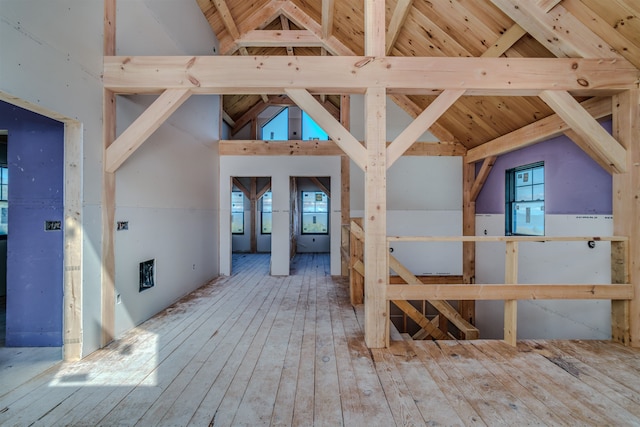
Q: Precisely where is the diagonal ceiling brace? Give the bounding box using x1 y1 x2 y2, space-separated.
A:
105 89 192 173
285 88 367 171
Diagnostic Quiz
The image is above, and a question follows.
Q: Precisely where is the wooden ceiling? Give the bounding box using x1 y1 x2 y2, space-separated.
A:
197 0 640 149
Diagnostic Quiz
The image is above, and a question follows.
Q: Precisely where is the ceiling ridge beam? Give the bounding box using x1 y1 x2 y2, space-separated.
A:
285 88 367 170
105 89 192 173
465 97 612 163
235 29 325 48
539 90 626 173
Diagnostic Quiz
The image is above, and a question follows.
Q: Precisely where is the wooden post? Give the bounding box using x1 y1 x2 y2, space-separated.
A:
341 95 351 277
504 240 518 346
250 177 257 253
101 0 117 348
460 160 476 336
612 90 640 347
349 218 364 305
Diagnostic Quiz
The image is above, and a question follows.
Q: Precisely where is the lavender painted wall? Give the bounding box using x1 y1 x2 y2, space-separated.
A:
0 101 64 347
476 121 612 215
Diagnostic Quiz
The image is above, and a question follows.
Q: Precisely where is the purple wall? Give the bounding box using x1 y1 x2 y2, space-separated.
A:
476 121 612 215
0 101 64 347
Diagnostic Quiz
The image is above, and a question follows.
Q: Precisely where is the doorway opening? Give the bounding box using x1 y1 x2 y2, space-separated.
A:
290 177 331 259
231 177 272 273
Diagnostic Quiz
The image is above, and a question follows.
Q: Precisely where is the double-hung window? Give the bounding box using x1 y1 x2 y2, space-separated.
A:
301 191 329 234
231 191 245 234
506 162 544 236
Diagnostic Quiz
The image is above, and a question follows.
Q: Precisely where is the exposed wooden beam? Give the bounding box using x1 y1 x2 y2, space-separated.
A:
280 15 294 56
470 156 497 202
481 23 527 58
612 89 640 347
104 56 639 95
504 241 518 346
322 0 335 40
222 110 235 127
536 0 562 13
310 177 331 198
101 0 117 349
365 0 385 57
388 95 456 143
386 0 413 55
105 89 192 173
280 1 353 56
364 86 388 348
231 99 267 135
212 0 241 39
387 89 465 167
340 95 350 277
386 284 633 301
562 0 640 69
232 177 250 198
217 0 283 55
285 88 367 170
461 160 477 333
539 90 626 173
235 30 325 48
465 97 612 163
490 0 622 59
218 140 466 156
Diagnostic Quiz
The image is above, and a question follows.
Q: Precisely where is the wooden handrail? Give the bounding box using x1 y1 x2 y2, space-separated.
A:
388 235 628 242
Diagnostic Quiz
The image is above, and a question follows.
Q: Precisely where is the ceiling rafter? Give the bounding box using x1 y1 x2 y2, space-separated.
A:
490 0 624 59
465 97 613 163
322 0 335 40
386 0 414 55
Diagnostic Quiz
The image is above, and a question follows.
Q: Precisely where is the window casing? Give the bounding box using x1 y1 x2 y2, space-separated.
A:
261 191 272 234
231 191 245 234
506 162 544 236
301 191 329 234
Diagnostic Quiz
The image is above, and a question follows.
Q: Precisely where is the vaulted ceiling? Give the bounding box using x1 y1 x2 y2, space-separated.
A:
197 0 640 151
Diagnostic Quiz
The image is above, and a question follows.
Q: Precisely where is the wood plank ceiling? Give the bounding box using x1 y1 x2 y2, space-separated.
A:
197 0 640 149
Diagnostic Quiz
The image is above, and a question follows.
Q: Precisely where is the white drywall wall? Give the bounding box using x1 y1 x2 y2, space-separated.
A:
1 0 220 355
476 214 613 339
220 156 342 276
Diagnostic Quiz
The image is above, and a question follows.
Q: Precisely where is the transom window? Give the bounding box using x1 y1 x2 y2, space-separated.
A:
506 162 544 236
301 191 329 234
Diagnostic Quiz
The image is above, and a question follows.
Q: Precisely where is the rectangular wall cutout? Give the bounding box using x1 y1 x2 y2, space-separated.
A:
139 259 155 292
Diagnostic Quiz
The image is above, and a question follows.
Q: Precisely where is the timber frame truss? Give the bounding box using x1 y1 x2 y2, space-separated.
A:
103 0 640 349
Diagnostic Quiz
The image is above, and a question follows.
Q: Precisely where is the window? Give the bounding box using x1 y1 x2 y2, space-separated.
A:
261 108 288 140
0 166 7 236
301 191 329 234
231 191 245 234
506 162 544 236
302 111 329 140
261 191 272 234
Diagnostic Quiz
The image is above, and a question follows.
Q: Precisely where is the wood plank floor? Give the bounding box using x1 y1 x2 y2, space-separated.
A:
1 253 640 426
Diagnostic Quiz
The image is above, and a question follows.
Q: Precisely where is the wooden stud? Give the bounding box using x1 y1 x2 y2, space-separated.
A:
105 89 192 173
504 241 518 346
612 90 640 347
539 91 626 173
611 240 630 344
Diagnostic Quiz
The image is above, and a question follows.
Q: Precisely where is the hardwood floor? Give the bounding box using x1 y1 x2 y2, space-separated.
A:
1 253 639 426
